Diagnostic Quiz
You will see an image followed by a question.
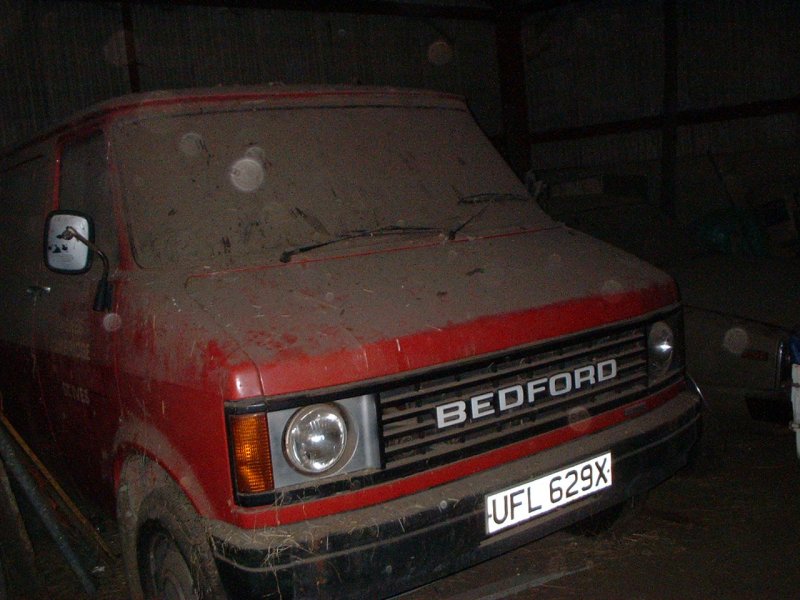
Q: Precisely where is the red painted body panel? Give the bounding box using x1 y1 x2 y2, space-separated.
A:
0 86 685 535
229 382 684 528
103 225 677 522
108 278 253 520
184 227 676 398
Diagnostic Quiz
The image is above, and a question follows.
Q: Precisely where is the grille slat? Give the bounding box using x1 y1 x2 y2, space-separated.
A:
381 352 647 427
378 323 659 471
380 330 645 411
382 369 648 456
383 384 650 470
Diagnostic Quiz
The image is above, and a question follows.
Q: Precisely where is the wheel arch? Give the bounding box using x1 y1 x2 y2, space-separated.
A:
117 453 226 600
114 423 219 600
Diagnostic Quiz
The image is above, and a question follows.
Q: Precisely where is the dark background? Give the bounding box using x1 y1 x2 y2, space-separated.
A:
1 2 798 598
2 0 799 225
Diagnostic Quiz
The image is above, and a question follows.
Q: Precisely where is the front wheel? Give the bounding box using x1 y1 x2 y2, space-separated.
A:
139 525 197 600
134 484 225 600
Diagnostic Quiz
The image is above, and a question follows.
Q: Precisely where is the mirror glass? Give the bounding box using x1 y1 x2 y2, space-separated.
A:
45 211 93 274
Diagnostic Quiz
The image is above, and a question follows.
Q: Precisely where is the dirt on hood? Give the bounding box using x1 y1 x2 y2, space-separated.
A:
184 227 676 397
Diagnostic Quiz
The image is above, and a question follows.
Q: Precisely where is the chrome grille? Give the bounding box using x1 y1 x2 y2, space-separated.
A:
380 324 650 470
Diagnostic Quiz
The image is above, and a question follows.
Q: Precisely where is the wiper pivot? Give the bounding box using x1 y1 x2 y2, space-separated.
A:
447 205 488 240
447 192 528 239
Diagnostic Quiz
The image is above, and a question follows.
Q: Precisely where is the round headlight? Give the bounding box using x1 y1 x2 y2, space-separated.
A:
648 321 675 377
284 404 349 475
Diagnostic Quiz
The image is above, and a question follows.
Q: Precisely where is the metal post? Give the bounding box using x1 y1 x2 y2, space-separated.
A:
0 422 96 596
791 364 799 460
495 9 532 179
660 0 678 218
0 550 6 600
0 456 37 598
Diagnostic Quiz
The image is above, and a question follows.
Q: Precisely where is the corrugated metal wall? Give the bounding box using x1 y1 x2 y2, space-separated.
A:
525 0 664 131
680 1 799 109
0 1 500 150
0 0 130 147
522 0 665 194
524 0 800 218
523 0 799 131
129 4 500 131
1 0 798 218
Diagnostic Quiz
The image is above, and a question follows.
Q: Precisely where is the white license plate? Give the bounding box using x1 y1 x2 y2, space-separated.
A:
485 452 613 535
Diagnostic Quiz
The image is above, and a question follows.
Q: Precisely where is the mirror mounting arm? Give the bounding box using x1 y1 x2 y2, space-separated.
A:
62 226 114 312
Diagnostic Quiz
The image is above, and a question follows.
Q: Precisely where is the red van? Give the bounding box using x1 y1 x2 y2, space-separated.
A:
0 86 702 599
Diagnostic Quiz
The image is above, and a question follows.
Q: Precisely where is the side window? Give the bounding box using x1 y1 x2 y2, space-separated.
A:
59 132 118 265
0 155 48 275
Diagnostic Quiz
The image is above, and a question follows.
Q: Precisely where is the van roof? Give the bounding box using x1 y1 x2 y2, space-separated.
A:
2 85 465 157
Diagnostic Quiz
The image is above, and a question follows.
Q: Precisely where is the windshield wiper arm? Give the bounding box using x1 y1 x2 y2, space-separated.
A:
447 205 489 240
447 192 529 240
279 224 441 263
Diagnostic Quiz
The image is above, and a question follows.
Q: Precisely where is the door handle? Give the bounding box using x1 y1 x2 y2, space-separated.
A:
26 285 51 296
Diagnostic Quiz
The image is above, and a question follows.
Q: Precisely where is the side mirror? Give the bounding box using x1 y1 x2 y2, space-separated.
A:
44 210 114 312
44 211 94 274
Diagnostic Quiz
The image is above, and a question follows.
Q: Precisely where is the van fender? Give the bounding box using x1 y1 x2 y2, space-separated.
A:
113 419 217 599
116 453 222 600
112 417 214 517
116 454 163 600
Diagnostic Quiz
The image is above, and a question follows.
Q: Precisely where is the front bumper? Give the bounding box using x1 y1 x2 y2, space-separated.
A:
209 390 701 600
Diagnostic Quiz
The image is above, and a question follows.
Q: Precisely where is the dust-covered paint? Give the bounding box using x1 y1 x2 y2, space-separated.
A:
0 85 701 600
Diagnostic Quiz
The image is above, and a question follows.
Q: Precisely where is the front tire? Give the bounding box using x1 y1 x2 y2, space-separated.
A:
140 525 197 600
134 484 225 600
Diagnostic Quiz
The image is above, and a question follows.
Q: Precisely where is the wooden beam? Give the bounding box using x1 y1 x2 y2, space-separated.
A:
528 95 800 144
88 0 497 21
121 2 142 93
660 0 678 216
515 0 584 15
495 9 531 178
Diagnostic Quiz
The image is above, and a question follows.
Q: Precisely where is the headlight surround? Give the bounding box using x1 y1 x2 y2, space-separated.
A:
648 320 675 380
283 404 351 475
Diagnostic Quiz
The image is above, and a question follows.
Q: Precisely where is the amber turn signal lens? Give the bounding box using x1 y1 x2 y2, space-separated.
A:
230 413 274 494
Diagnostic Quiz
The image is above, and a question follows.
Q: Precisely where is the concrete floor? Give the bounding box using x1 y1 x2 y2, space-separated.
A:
401 397 800 600
6 394 800 600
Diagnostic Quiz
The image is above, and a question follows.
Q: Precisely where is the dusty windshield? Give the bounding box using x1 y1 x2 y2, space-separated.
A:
112 102 547 268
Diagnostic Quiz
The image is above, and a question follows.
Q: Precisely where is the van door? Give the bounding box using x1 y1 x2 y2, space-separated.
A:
35 130 120 502
0 152 51 446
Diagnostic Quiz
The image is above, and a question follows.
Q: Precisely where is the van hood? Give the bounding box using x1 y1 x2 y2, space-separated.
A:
184 227 677 397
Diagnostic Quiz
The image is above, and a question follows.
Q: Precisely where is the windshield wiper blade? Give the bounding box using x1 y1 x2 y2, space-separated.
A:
279 224 441 263
447 192 530 240
279 237 353 263
457 192 529 205
340 224 441 237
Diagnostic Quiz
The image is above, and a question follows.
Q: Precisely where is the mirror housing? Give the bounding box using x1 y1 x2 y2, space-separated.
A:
44 210 114 312
44 210 94 274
